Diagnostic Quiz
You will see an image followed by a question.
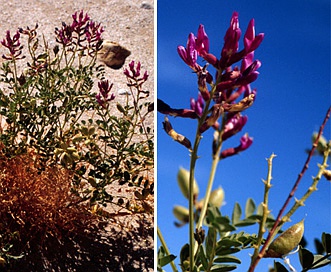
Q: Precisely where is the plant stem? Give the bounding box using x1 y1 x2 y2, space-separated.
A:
188 133 201 271
157 226 178 272
250 153 275 267
248 106 331 271
188 83 218 271
193 140 222 256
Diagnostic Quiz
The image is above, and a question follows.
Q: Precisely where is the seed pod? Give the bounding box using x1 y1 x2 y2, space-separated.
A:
177 167 199 200
265 219 304 258
196 187 225 210
173 205 189 223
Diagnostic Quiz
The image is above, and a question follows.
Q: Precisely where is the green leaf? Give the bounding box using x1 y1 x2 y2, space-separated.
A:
206 228 217 258
233 218 257 227
310 254 331 269
299 247 314 269
256 203 264 216
232 202 242 225
158 254 176 267
245 198 256 218
322 232 331 254
180 243 189 264
213 255 241 264
217 238 242 248
314 238 325 254
198 246 208 270
210 264 237 271
273 261 289 272
215 247 241 256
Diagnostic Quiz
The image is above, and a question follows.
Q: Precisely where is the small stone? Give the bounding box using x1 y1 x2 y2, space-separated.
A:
118 89 131 95
141 2 153 9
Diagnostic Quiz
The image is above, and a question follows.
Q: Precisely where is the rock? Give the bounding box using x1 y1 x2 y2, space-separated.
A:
97 40 131 69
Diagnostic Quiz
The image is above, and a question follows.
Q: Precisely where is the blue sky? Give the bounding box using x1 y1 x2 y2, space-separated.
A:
156 0 330 271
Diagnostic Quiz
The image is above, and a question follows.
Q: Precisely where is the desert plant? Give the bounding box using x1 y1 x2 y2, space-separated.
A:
157 12 330 272
0 10 153 270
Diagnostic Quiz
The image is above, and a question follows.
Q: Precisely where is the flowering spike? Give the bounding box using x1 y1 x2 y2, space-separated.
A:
95 79 115 108
1 30 24 60
124 60 149 82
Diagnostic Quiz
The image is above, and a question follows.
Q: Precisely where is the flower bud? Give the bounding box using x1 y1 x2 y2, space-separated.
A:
177 167 199 200
173 205 189 223
265 220 304 258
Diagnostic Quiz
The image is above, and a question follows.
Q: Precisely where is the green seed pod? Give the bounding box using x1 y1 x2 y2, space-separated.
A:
177 167 199 200
208 187 225 208
173 205 189 223
265 219 304 258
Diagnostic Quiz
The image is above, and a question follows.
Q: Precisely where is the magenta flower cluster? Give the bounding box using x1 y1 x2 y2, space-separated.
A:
1 30 24 60
124 60 149 83
96 80 115 109
159 12 264 158
55 10 104 52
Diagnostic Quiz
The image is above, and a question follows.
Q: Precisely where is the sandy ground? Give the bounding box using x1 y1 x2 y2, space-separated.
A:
0 0 154 271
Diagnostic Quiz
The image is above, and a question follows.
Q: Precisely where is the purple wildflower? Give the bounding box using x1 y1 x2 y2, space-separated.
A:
1 30 24 60
96 80 115 108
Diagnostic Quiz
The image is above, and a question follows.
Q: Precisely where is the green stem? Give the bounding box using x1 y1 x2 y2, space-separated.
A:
157 226 178 272
249 154 275 268
193 145 221 255
188 134 201 271
188 83 219 271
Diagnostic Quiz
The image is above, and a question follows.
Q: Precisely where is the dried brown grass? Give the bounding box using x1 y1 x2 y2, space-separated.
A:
0 144 99 254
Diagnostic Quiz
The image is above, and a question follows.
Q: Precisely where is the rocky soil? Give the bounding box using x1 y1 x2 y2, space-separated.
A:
0 0 154 271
